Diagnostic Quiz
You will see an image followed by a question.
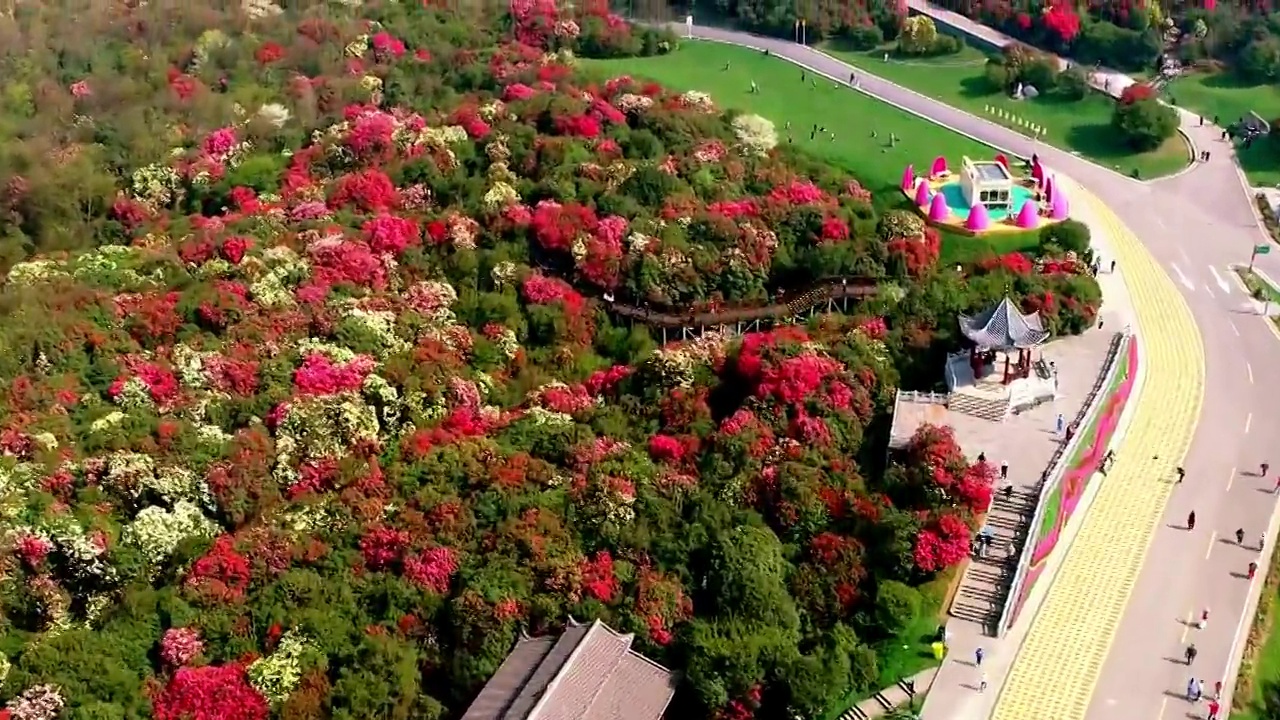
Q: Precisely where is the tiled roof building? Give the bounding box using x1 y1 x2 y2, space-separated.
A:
461 618 678 720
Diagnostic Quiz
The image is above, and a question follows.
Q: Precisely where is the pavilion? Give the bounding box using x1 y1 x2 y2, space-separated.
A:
957 297 1049 385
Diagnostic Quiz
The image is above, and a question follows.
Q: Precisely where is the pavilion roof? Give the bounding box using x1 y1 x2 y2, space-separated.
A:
958 297 1049 349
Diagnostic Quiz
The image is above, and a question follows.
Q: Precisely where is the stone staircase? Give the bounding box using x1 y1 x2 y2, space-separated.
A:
948 487 1037 633
946 389 1010 422
836 675 930 720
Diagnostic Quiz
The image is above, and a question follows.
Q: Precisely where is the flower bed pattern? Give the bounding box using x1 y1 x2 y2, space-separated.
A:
1009 337 1138 623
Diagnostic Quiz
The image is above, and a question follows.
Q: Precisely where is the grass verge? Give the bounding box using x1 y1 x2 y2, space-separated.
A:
1230 537 1280 719
582 41 1040 264
824 41 1192 180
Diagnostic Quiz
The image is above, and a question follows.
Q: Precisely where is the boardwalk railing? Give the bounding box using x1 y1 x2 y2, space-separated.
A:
993 331 1131 637
599 277 881 339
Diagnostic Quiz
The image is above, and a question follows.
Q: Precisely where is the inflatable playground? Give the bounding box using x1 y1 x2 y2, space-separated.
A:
901 154 1070 235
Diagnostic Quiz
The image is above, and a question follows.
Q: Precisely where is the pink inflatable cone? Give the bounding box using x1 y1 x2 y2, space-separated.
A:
994 153 1009 170
928 191 950 222
930 156 948 177
914 180 932 207
966 202 991 232
901 164 915 193
1014 199 1039 229
1043 175 1054 203
1050 190 1070 220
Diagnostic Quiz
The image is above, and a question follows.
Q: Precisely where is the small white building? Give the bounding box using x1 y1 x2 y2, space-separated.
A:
960 156 1015 216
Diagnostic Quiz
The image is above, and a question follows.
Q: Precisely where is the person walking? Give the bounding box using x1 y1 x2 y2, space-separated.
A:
1249 560 1259 580
1237 527 1247 545
1262 461 1270 478
1196 679 1205 702
1261 531 1267 551
1176 466 1186 483
1187 676 1198 701
1000 462 1009 481
1185 643 1198 665
1188 511 1196 531
1214 680 1223 699
1197 607 1209 630
974 647 984 666
978 670 988 694
1208 698 1221 720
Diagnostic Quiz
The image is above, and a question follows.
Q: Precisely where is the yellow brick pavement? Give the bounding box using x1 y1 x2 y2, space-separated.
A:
989 184 1206 720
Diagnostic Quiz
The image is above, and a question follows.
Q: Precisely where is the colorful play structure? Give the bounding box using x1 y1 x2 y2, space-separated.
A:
901 153 1070 235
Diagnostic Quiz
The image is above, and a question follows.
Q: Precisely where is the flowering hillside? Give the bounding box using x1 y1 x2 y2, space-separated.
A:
0 1 1101 719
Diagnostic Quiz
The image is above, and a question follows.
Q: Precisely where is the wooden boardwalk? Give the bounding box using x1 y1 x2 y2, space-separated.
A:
599 277 881 340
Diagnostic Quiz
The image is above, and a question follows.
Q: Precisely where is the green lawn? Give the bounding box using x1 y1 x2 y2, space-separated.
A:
824 42 1192 180
1231 570 1280 719
1165 72 1280 187
818 573 949 720
583 41 1039 264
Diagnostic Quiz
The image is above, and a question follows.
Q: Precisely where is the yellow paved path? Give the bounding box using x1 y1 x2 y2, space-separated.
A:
990 184 1206 720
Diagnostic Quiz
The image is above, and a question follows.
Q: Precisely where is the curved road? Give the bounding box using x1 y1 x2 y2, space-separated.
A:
678 21 1280 720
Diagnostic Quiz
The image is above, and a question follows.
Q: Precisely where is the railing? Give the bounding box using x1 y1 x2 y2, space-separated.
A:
597 276 880 329
993 331 1130 637
897 389 950 405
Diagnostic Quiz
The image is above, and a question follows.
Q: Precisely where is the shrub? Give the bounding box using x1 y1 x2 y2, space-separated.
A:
842 24 884 51
873 580 923 637
1019 57 1061 92
1039 219 1093 262
1056 65 1089 100
984 59 1013 92
928 34 962 56
1239 36 1280 83
898 16 939 56
1112 94 1179 151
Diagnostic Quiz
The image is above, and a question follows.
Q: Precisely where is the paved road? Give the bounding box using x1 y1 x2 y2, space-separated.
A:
674 19 1280 720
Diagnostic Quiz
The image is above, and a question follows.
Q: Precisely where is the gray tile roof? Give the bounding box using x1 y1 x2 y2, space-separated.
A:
461 619 678 720
958 297 1049 349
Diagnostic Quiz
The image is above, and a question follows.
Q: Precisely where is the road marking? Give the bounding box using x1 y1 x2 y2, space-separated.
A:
1158 695 1168 719
1247 361 1255 384
1228 465 1237 491
1210 265 1231 294
1206 530 1217 559
1178 246 1190 264
1230 319 1241 336
1171 262 1196 291
1246 413 1253 434
1205 285 1215 298
1181 609 1193 642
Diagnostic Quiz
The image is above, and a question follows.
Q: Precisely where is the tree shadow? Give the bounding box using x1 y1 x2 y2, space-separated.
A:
1063 123 1140 170
958 75 997 100
1198 72 1271 92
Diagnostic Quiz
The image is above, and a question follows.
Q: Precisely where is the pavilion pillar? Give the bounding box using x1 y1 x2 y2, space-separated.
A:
1002 355 1011 384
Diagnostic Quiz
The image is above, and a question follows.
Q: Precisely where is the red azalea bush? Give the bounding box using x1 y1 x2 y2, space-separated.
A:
151 665 269 720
